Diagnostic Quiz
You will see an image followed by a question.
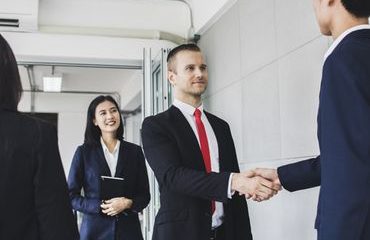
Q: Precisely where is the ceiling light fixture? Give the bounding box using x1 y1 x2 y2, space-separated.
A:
43 66 62 92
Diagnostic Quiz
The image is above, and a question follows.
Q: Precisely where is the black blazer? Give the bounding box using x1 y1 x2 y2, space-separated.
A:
141 106 252 240
0 109 78 240
68 140 150 240
278 29 370 240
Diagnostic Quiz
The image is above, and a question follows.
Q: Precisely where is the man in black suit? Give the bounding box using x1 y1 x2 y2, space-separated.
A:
254 0 370 239
0 34 78 240
141 44 281 240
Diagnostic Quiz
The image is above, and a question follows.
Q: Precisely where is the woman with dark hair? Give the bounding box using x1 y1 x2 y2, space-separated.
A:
0 34 79 239
0 35 22 110
68 95 150 240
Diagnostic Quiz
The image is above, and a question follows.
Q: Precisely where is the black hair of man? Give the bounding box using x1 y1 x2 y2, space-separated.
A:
341 0 370 18
167 43 201 71
0 34 23 111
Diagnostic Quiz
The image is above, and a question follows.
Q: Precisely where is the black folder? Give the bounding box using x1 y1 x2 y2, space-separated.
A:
100 176 125 200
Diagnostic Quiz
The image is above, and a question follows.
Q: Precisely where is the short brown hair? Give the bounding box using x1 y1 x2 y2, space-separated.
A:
167 43 201 71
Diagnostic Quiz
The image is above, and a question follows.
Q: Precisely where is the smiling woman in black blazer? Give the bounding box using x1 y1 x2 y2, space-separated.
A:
68 95 150 240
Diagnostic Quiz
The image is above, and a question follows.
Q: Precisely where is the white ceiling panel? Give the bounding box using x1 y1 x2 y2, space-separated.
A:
38 0 191 40
19 65 140 93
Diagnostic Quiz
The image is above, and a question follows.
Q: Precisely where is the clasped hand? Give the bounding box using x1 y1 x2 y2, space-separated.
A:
100 197 133 216
231 168 281 202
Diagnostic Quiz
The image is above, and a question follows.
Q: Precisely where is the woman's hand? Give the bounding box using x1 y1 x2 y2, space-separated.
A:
101 197 133 216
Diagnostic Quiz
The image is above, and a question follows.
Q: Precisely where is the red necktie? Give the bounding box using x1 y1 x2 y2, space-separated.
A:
194 108 215 214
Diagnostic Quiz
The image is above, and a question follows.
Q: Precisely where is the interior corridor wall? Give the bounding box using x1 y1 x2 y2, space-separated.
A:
18 92 98 176
124 113 142 146
199 0 330 239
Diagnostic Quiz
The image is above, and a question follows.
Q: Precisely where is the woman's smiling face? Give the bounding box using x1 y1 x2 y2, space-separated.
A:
93 100 121 135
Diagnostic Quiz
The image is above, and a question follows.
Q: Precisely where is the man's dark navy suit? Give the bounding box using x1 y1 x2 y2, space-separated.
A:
278 29 370 240
141 106 252 240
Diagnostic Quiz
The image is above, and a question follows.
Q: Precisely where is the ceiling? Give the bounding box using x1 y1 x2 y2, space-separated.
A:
18 65 140 93
38 0 192 42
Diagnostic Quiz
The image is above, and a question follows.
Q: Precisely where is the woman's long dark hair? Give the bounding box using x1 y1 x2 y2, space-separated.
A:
0 34 22 111
84 95 124 146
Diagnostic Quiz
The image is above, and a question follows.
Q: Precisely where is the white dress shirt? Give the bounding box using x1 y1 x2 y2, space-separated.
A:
324 24 370 62
100 138 120 177
173 99 233 228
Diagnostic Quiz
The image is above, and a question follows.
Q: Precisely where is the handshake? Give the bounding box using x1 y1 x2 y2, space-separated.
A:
231 168 281 202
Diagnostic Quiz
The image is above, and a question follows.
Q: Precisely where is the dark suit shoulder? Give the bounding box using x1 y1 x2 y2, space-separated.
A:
121 140 142 152
325 30 370 88
142 108 174 131
143 107 172 122
204 111 228 124
342 29 370 44
204 111 231 132
22 113 57 140
330 29 370 60
1 111 56 147
1 111 51 131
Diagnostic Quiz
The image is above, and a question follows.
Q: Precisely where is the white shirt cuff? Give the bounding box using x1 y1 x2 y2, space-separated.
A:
227 173 235 199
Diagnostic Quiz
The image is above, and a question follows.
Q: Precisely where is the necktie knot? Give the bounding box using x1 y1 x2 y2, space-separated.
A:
194 108 202 119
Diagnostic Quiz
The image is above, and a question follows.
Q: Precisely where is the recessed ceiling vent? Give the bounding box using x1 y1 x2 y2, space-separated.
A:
0 18 20 28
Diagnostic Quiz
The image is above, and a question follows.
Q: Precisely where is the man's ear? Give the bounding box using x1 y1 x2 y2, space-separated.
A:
326 0 335 7
168 70 176 86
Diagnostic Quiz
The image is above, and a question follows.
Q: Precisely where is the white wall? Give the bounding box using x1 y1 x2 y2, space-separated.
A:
199 0 330 239
124 113 142 146
18 92 97 175
185 0 236 34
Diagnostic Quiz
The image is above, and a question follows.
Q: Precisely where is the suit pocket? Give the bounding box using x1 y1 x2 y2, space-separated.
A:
155 209 188 225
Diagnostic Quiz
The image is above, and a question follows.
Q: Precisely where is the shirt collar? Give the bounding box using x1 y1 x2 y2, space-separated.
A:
173 98 204 116
324 24 370 62
100 137 120 154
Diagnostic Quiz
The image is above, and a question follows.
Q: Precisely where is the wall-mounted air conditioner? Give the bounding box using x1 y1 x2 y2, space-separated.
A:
0 0 39 32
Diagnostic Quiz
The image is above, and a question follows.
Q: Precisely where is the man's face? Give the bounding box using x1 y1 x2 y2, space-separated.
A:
313 0 332 36
168 50 208 100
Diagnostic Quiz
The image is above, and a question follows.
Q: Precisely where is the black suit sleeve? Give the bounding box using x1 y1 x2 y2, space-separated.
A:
131 147 150 212
141 116 230 202
34 123 79 240
67 146 101 214
277 156 321 192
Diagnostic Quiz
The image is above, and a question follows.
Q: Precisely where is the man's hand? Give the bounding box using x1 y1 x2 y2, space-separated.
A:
252 168 282 201
231 170 281 202
254 168 281 187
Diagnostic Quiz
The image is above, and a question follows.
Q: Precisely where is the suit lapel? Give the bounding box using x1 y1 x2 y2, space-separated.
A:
95 144 112 176
169 106 206 171
204 111 227 172
114 141 129 178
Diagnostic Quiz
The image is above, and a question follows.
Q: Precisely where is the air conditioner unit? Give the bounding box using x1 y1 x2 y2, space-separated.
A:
0 0 39 32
